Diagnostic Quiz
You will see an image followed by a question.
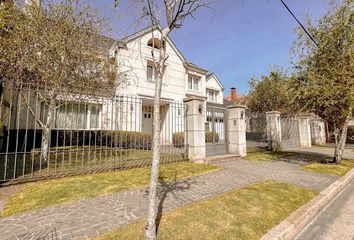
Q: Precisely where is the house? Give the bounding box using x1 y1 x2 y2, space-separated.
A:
1 26 227 145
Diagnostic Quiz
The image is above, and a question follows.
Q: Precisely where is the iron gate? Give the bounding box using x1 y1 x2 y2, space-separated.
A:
280 118 300 148
245 113 268 152
205 106 228 156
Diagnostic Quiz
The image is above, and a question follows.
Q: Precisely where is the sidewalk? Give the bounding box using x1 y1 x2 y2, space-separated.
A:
0 159 337 239
296 179 354 240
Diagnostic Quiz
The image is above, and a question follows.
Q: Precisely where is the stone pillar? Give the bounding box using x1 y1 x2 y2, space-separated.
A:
227 105 247 157
266 111 282 151
298 116 312 147
184 96 206 163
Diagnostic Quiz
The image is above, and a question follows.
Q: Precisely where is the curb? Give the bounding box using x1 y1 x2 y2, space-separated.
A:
261 166 354 240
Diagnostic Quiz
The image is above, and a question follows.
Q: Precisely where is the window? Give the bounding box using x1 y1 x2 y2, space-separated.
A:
53 103 101 129
147 63 158 81
188 75 200 91
207 89 219 102
147 38 161 49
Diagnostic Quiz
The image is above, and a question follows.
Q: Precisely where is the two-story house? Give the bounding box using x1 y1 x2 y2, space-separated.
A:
97 26 226 143
1 26 226 145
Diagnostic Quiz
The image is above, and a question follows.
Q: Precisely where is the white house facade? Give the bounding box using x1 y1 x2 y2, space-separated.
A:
2 26 227 145
96 26 227 143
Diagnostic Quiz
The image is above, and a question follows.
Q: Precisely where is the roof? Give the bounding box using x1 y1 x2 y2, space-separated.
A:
206 73 225 90
120 25 187 63
119 26 209 74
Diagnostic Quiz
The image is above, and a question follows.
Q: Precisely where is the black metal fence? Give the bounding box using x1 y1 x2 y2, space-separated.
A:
245 113 269 152
280 118 300 149
0 82 188 184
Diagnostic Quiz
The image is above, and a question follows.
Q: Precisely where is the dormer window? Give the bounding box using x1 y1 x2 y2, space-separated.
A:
147 38 161 50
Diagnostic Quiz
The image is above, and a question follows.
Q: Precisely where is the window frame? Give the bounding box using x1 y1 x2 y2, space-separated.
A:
188 75 200 91
207 89 219 102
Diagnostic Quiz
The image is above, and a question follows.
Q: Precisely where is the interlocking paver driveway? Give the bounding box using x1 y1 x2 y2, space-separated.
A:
0 158 338 239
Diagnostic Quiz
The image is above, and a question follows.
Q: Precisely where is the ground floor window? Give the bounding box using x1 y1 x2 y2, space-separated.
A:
40 102 101 129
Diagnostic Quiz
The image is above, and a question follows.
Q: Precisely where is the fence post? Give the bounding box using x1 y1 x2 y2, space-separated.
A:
266 111 282 151
184 96 206 163
298 116 312 147
227 105 246 157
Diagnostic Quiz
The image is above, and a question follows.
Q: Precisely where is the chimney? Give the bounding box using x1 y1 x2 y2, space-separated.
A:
230 87 237 101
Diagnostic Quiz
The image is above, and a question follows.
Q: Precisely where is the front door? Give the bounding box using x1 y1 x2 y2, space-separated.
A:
142 106 153 134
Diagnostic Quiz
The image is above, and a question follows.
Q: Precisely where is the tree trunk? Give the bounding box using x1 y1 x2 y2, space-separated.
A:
40 98 55 164
333 109 352 163
145 69 164 240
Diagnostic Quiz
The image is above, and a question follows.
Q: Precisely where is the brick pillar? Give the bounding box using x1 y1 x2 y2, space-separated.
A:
227 105 246 157
184 96 206 163
298 116 312 147
266 111 282 151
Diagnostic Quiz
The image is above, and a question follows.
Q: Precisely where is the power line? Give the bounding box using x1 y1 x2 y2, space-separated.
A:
279 0 319 47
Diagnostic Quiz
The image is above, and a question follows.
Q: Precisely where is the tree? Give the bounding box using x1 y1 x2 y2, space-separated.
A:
291 0 354 163
115 1 211 239
247 68 292 114
0 0 120 163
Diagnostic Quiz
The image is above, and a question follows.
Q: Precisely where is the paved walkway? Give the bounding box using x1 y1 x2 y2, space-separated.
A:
296 179 354 240
0 158 338 240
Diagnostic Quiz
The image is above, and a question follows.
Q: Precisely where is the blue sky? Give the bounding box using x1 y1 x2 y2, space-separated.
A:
92 0 328 95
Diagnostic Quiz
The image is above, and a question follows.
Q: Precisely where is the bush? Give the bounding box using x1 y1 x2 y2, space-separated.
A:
172 132 185 147
57 130 152 149
205 131 219 143
347 126 354 144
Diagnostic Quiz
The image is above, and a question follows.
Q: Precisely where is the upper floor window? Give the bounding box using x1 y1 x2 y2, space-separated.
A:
147 62 158 81
147 38 161 50
188 75 200 91
207 89 219 102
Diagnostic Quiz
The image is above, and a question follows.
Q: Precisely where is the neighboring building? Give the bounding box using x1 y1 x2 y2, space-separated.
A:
224 87 246 106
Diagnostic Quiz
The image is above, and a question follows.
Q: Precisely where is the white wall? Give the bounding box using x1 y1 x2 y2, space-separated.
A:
117 29 192 102
206 75 224 105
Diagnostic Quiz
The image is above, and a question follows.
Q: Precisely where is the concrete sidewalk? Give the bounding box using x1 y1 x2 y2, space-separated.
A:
296 179 354 240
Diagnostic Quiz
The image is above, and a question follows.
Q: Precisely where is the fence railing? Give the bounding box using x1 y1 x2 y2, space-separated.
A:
0 82 188 184
245 113 269 152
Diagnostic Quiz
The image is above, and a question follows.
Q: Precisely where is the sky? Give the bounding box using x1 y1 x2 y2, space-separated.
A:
91 0 328 96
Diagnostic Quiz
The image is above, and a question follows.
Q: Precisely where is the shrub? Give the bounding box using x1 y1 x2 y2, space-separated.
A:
172 132 185 147
205 131 219 143
57 130 152 149
347 126 354 144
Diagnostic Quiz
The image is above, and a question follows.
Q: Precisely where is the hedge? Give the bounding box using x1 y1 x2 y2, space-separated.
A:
0 129 152 152
58 130 152 149
173 131 220 146
172 132 185 148
205 131 219 143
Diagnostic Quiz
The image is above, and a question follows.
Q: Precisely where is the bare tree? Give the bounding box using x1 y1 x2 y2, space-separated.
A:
1 0 123 163
138 1 212 239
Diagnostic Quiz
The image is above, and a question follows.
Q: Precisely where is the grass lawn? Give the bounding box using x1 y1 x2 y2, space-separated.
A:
0 146 185 180
242 151 294 161
95 181 317 240
302 159 354 176
1 162 220 217
312 144 333 148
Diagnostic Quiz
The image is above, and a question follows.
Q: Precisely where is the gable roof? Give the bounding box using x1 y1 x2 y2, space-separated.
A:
206 73 225 90
120 25 187 63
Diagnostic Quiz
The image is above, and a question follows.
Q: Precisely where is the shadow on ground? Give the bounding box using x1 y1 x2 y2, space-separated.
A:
143 175 195 234
272 151 333 164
